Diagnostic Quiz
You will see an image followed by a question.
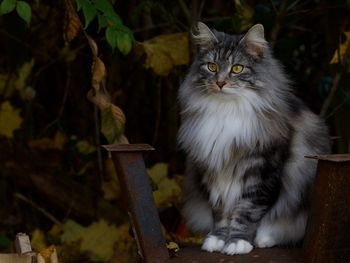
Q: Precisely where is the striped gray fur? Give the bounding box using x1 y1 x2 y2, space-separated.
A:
178 22 330 255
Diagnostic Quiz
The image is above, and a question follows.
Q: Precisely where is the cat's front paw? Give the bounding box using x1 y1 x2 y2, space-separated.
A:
221 239 253 255
201 235 225 252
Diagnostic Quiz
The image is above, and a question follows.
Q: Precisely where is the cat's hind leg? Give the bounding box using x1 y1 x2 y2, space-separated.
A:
182 164 214 234
254 210 307 248
182 194 213 234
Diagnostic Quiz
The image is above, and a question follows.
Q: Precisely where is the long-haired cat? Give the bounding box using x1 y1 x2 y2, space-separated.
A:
178 22 330 255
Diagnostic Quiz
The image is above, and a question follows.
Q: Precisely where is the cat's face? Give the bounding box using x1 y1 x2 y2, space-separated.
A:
191 23 266 97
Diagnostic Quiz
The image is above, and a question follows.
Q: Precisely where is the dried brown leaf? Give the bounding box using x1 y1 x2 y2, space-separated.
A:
85 34 128 144
91 57 106 91
63 0 81 44
86 34 98 57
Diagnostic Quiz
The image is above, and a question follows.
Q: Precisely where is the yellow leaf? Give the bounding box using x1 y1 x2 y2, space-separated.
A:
15 59 35 92
0 101 22 138
140 33 190 76
147 163 182 208
330 31 350 64
61 219 136 261
39 245 56 261
76 140 96 154
100 105 126 144
53 131 66 149
28 131 66 150
31 229 47 252
48 224 62 239
166 241 180 252
234 0 254 32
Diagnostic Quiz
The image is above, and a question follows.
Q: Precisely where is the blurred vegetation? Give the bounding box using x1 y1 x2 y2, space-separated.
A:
0 0 349 262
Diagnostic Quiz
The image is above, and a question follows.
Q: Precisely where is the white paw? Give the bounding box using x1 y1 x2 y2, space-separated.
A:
221 239 253 255
201 235 225 252
254 235 276 248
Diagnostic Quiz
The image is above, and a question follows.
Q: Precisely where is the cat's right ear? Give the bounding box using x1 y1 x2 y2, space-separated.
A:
191 22 218 50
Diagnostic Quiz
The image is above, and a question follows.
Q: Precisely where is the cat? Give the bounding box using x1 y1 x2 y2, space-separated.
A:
177 22 331 255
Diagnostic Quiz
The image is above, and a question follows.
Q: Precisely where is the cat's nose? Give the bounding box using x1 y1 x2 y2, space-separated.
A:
216 81 226 89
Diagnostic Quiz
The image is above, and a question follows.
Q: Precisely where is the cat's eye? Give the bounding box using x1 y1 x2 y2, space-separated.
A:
231 64 244 74
207 62 218 72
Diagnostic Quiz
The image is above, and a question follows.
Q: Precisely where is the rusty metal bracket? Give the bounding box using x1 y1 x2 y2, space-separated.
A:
103 144 169 263
302 154 350 263
104 144 350 263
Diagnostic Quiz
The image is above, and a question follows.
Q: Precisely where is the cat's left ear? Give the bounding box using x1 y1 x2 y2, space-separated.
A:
240 24 267 57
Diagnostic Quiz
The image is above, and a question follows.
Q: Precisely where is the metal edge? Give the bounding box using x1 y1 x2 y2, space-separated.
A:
102 144 155 152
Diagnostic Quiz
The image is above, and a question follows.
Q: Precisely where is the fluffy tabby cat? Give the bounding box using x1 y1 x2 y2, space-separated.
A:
178 22 330 255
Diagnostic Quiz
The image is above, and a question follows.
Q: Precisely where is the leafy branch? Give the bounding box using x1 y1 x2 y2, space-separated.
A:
75 0 134 54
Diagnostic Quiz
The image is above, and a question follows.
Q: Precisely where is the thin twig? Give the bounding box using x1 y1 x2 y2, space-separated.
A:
320 68 347 117
269 0 278 13
201 16 233 22
269 0 288 49
198 0 206 20
14 192 62 225
40 63 71 135
320 35 350 117
178 0 191 25
94 104 104 183
325 97 349 119
151 78 162 146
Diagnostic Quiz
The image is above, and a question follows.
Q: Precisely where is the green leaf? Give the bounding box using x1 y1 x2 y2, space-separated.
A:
16 1 31 24
106 25 134 54
111 0 117 4
97 13 107 32
0 0 17 15
105 12 121 27
82 1 97 29
0 234 10 249
117 30 133 55
75 0 85 11
93 0 114 15
105 26 118 51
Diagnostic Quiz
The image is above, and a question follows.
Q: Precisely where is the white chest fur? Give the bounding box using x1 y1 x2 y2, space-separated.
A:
179 98 261 172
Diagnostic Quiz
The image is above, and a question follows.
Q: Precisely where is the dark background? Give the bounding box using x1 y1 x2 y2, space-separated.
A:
0 0 349 262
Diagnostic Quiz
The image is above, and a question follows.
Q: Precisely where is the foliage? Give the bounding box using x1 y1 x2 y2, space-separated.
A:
0 101 22 138
0 0 31 24
137 32 190 76
76 0 133 54
330 31 350 64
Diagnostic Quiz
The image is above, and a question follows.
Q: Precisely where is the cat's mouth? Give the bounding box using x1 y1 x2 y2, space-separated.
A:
211 86 238 95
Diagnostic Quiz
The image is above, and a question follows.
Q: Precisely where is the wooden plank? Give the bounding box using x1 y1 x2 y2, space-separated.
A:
15 233 32 254
0 254 34 263
170 246 301 263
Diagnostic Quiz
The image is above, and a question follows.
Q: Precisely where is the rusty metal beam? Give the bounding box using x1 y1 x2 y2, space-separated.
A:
302 154 350 263
103 144 170 263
